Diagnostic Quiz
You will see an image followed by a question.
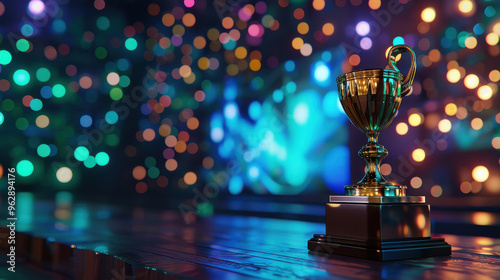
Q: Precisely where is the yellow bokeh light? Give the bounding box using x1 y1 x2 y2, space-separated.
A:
410 177 423 189
492 137 500 149
485 33 499 46
444 103 458 116
408 113 422 126
234 46 247 59
56 167 73 183
179 65 192 78
438 119 452 133
322 23 334 36
35 115 50 128
460 181 472 193
464 36 477 49
368 0 381 10
493 22 500 36
446 69 461 83
464 74 479 89
470 118 483 130
477 85 493 100
249 59 261 71
312 0 325 10
472 166 489 182
421 7 436 23
489 70 500 82
472 212 494 226
184 172 197 185
412 148 426 162
458 0 473 13
430 185 443 197
395 122 408 135
297 22 309 35
291 37 304 50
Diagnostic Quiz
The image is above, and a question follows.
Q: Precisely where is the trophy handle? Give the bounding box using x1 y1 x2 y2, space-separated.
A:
387 45 416 97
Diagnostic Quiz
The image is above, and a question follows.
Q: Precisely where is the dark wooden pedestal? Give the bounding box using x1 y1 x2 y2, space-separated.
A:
308 196 452 261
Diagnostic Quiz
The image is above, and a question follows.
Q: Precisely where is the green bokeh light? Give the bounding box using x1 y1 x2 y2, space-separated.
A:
95 152 109 166
119 76 130 87
95 47 107 59
52 84 66 98
2 99 15 111
105 134 120 146
125 38 138 51
17 160 34 177
148 167 160 179
145 157 156 168
30 99 43 111
37 144 51 158
16 39 30 52
96 16 110 30
0 50 12 65
74 146 90 161
84 156 96 168
16 117 29 130
109 88 123 100
13 69 30 86
36 68 51 82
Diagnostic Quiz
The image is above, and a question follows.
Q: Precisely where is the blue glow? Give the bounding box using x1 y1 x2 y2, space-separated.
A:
473 23 484 35
105 111 118 124
140 103 151 115
393 36 405 45
248 101 261 121
80 115 92 127
0 112 4 125
210 113 224 143
223 40 237 50
321 51 332 61
285 81 296 94
313 62 330 84
117 58 130 71
52 19 66 34
49 144 58 156
72 205 89 229
485 6 496 17
223 79 237 100
224 102 238 120
21 24 34 36
293 103 309 124
323 145 350 193
248 165 260 179
441 37 452 49
41 86 52 98
273 89 284 103
229 176 244 195
284 60 295 72
284 155 308 186
323 91 342 118
218 138 234 158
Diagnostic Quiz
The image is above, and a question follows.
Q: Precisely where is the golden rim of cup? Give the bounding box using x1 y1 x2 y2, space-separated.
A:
336 68 404 85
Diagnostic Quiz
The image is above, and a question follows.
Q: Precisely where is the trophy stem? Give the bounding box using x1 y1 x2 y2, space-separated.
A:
345 131 406 196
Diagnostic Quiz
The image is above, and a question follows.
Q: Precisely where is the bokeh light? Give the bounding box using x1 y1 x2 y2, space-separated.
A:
472 166 489 182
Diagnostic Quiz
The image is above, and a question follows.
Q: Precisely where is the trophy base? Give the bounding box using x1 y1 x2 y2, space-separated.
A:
308 235 451 261
307 196 451 261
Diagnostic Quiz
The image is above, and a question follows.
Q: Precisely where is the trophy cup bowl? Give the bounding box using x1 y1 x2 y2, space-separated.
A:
336 45 417 196
308 45 451 261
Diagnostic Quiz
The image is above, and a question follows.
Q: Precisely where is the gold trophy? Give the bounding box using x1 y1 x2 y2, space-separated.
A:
308 45 451 261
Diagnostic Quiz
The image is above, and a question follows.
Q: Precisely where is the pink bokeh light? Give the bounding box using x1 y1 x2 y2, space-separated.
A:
184 0 195 8
28 0 45 15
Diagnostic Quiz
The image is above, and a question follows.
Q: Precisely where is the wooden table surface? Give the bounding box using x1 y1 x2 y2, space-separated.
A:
1 201 499 279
